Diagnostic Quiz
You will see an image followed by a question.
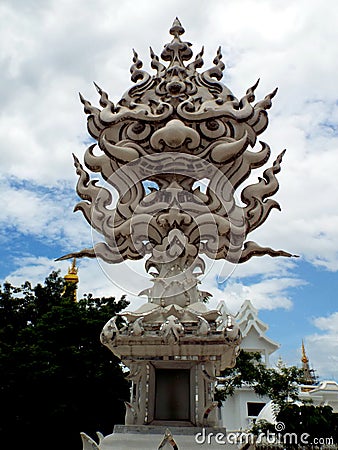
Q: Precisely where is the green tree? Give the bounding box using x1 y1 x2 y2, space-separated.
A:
277 403 338 446
215 350 304 406
0 271 130 450
222 353 338 447
215 350 265 403
254 365 304 408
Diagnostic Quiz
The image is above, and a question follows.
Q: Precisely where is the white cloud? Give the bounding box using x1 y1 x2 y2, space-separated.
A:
3 256 69 288
313 313 338 333
1 0 338 269
305 313 338 381
2 255 147 312
1 0 338 380
2 251 304 317
207 276 306 314
0 177 91 251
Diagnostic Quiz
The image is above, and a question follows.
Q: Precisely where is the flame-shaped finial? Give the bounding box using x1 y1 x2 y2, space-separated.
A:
150 46 166 76
170 17 185 37
70 257 78 274
79 93 100 116
161 18 193 70
187 46 204 73
130 49 144 82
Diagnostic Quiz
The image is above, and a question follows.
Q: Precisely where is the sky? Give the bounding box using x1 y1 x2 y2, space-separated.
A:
1 0 338 381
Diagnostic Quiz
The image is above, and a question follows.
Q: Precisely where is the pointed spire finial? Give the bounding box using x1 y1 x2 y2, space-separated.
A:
161 18 192 66
170 17 185 37
301 340 309 363
69 257 78 275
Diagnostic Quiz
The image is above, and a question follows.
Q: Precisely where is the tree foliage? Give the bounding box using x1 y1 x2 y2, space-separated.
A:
218 351 338 446
215 350 304 407
277 403 338 446
254 365 304 407
252 404 338 448
0 271 130 450
215 350 264 403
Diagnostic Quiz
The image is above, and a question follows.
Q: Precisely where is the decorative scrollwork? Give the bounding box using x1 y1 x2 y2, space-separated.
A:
57 18 295 307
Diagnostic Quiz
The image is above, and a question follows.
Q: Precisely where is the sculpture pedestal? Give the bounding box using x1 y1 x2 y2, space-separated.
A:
95 425 238 449
101 302 241 428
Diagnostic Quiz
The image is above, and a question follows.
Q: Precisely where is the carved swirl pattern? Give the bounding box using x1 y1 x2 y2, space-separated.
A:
58 19 294 305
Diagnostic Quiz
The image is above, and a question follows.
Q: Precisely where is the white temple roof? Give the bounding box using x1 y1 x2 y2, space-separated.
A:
236 299 280 356
310 380 338 393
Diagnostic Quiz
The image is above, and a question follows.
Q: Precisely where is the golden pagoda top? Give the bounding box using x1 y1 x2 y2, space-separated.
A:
301 339 309 364
64 258 79 283
63 258 79 284
63 258 79 302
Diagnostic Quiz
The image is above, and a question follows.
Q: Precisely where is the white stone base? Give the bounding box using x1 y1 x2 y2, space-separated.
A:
85 425 243 449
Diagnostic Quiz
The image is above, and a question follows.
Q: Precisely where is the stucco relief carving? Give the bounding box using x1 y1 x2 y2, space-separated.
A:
58 18 294 310
159 315 185 343
60 19 295 439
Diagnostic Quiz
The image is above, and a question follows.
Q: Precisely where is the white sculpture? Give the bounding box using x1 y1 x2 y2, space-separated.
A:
58 19 293 288
159 315 185 343
58 18 295 446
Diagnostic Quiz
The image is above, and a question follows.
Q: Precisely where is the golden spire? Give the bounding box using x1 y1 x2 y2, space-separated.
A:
63 257 79 301
300 339 317 386
301 339 309 364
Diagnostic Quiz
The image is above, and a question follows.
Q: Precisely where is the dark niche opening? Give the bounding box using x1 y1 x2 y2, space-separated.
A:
247 402 266 417
154 369 190 421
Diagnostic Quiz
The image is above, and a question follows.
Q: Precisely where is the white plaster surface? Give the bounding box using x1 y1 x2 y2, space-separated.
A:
99 426 240 449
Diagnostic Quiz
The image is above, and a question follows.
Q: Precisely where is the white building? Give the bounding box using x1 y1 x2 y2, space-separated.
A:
220 299 279 431
299 380 338 411
219 299 338 431
257 380 338 426
234 300 280 367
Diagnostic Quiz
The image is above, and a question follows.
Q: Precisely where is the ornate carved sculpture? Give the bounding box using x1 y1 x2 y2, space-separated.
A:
158 428 179 449
159 315 185 343
60 19 294 438
58 18 293 307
